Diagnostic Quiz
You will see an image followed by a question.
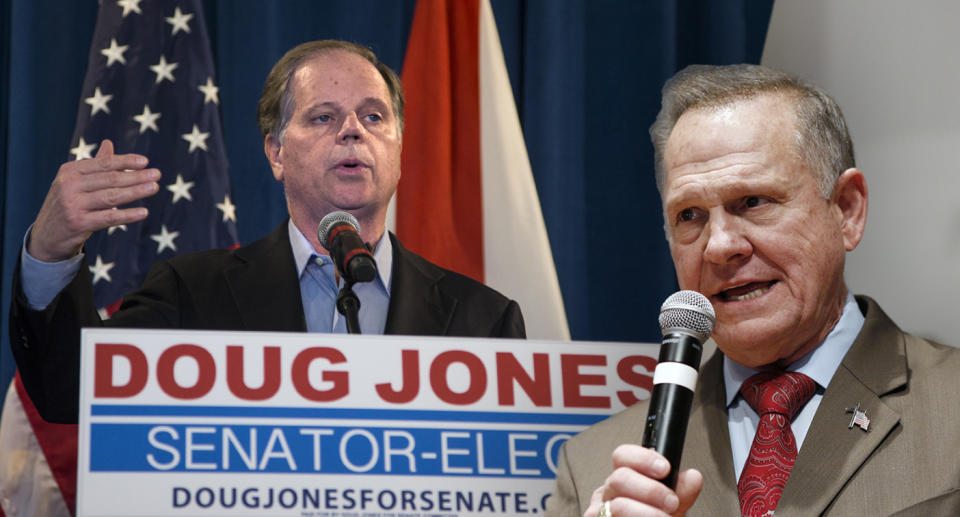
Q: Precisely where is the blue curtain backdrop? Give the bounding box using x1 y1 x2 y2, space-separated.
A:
0 0 774 399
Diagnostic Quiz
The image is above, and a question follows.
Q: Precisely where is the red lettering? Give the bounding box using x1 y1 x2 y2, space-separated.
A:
375 349 420 403
430 351 487 405
94 343 148 398
616 355 656 407
496 352 551 406
156 345 216 399
561 354 610 408
225 345 282 400
291 347 348 402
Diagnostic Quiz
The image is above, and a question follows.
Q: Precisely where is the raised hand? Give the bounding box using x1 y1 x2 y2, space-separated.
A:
28 139 160 262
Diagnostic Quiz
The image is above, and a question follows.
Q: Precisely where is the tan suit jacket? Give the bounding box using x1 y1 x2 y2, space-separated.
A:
547 296 960 516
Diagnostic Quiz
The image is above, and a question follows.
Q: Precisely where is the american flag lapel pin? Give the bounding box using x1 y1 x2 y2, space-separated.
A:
845 402 870 431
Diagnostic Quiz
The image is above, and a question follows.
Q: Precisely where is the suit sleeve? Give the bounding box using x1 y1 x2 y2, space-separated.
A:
493 299 526 338
9 254 185 423
545 442 586 517
9 253 102 423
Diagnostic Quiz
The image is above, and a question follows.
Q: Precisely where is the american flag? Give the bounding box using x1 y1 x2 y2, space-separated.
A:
0 2 237 515
72 0 239 313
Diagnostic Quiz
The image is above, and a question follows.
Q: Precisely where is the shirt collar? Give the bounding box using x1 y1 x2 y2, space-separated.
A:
288 218 393 294
723 291 865 407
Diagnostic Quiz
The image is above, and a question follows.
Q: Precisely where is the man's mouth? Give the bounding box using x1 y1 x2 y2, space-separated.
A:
717 281 777 302
337 159 365 169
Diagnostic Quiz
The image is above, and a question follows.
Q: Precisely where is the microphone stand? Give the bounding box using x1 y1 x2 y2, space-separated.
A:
336 280 362 334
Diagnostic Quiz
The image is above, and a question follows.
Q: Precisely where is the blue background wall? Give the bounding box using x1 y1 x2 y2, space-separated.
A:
0 0 773 396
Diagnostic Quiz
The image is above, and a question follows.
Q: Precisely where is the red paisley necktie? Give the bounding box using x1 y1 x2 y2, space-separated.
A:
737 371 816 516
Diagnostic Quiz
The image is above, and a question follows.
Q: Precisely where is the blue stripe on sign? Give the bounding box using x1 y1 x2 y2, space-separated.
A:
90 405 610 425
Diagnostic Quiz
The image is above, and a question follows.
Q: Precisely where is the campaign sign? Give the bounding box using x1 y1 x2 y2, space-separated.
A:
77 329 660 516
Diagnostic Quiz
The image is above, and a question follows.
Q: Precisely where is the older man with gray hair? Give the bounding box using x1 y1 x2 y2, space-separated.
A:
546 64 960 517
11 40 525 424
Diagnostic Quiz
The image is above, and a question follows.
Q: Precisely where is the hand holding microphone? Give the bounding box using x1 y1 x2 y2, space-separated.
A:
641 290 716 488
593 291 714 517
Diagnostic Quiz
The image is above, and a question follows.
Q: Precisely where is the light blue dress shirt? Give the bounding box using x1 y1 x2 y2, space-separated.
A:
287 219 392 334
20 219 394 335
723 292 865 481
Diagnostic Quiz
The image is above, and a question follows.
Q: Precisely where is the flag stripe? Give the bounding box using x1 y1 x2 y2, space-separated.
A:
478 0 570 339
398 0 484 282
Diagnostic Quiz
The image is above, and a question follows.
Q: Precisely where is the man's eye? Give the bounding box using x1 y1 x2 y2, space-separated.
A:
365 113 382 122
677 208 698 223
743 196 767 209
314 114 331 122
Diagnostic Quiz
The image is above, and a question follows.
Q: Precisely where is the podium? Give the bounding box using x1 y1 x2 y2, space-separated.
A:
77 328 659 516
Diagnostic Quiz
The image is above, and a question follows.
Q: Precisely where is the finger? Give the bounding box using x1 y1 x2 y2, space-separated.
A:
606 497 672 517
611 444 672 480
78 181 160 211
76 168 162 194
73 152 150 175
603 466 679 514
673 469 703 516
95 139 114 158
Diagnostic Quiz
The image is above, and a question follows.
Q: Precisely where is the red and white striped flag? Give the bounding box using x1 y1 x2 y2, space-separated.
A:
398 0 569 340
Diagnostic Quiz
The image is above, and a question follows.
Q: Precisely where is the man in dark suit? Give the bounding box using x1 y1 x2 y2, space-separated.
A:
546 64 960 516
10 40 524 424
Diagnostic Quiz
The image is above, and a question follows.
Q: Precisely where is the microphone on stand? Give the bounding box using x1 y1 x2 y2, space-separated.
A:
317 211 377 284
641 290 716 489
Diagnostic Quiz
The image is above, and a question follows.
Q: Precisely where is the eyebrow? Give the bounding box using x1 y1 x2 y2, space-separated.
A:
304 98 390 112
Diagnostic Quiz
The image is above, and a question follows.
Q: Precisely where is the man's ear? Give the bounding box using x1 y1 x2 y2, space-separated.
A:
833 168 868 251
264 135 283 182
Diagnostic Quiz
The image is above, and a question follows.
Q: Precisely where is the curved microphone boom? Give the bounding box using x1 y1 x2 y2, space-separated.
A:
317 211 377 284
641 290 716 489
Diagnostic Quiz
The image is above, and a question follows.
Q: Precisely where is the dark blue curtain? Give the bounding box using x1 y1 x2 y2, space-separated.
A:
0 0 773 400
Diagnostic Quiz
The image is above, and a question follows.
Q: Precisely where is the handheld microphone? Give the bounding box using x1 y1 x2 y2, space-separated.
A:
641 290 716 489
317 211 378 284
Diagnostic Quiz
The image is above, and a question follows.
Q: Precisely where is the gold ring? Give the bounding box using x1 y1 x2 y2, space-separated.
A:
598 500 612 517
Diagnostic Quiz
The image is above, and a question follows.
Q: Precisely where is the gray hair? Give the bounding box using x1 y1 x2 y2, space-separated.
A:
649 64 855 198
256 40 405 143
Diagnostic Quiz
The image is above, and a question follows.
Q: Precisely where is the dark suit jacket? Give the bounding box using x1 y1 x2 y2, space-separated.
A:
10 221 525 423
547 296 960 516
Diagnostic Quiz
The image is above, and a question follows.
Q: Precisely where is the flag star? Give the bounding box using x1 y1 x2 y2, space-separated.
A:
150 225 180 254
107 223 128 235
100 38 129 67
165 6 194 35
117 0 143 17
85 87 113 117
166 174 195 203
198 77 220 104
133 104 161 133
89 255 115 285
216 195 237 222
70 137 97 160
150 55 179 84
181 124 210 153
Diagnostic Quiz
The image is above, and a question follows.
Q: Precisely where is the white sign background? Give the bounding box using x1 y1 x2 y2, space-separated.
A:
78 329 660 517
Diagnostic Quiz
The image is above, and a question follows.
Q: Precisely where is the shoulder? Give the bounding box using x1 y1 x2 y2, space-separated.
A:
390 233 516 307
158 222 290 276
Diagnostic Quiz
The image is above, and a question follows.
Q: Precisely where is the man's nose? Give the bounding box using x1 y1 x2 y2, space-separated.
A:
702 212 752 265
337 113 363 142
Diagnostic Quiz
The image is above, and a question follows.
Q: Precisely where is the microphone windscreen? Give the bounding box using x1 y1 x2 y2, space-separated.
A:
317 211 361 251
658 290 716 342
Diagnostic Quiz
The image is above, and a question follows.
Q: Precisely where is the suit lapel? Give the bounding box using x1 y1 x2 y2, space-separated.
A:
223 222 307 332
384 234 457 335
777 297 907 516
686 351 743 515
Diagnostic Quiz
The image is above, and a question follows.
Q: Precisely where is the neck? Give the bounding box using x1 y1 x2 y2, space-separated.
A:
291 211 386 256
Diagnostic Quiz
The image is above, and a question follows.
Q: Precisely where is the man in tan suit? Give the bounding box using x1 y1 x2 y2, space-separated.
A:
546 64 960 516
